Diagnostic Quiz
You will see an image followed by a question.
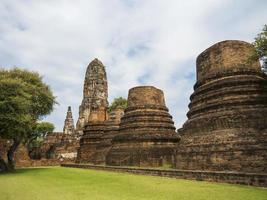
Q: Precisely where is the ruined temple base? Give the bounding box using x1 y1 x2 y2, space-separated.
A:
61 163 267 187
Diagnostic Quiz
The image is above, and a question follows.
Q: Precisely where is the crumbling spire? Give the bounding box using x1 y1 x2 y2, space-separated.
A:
63 106 75 135
76 58 108 134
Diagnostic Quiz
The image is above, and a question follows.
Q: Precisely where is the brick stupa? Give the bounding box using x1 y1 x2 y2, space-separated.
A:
106 86 180 167
175 40 267 173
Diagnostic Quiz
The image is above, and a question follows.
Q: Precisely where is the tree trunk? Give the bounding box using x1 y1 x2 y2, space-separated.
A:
0 157 8 172
7 138 21 171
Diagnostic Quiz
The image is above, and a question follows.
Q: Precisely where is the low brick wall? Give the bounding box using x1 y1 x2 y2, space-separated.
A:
61 163 267 187
16 159 60 168
16 159 76 168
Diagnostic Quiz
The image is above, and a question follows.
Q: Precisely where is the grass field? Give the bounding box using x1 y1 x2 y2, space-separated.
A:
0 167 266 200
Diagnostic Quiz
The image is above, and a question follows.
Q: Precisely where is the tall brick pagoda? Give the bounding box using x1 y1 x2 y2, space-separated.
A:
76 59 109 163
76 58 108 135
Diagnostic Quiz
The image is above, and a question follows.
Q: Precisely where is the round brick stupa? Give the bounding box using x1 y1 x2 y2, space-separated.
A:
106 86 180 167
175 40 267 173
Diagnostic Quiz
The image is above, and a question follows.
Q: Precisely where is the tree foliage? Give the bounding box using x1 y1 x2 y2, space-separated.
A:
108 97 127 113
28 122 55 149
251 24 267 73
0 68 56 171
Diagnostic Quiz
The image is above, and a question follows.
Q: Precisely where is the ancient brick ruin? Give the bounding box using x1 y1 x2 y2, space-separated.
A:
76 58 108 135
106 86 180 167
0 139 32 167
71 47 267 172
2 39 267 186
175 40 267 173
39 106 79 162
39 132 64 159
76 59 127 164
75 61 180 167
76 59 109 163
101 108 124 161
69 40 267 186
77 121 107 164
63 106 75 135
27 106 79 164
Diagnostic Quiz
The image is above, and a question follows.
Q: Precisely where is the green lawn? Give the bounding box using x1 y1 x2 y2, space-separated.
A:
0 167 266 200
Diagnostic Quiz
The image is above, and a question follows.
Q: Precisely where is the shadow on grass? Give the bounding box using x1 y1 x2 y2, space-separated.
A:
0 167 52 176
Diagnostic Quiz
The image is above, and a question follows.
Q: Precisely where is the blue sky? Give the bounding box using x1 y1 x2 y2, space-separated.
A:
0 0 267 131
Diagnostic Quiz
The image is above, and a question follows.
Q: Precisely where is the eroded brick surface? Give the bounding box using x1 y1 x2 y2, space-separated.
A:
106 86 180 167
76 59 108 134
77 108 124 164
63 106 75 135
175 40 267 173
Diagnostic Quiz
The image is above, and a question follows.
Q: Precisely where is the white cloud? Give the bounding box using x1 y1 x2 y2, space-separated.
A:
0 0 267 131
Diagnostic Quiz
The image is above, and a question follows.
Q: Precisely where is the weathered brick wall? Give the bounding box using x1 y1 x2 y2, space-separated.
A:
77 122 107 164
17 159 73 168
14 144 32 167
40 132 79 161
0 139 32 167
77 108 124 164
0 138 75 168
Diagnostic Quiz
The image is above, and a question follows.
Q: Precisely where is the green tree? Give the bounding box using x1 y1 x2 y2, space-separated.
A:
108 97 127 113
251 24 267 73
0 68 56 171
27 122 55 150
27 121 54 160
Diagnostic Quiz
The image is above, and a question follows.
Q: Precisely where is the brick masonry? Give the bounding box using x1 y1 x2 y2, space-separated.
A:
76 58 108 134
106 86 180 167
175 40 267 173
